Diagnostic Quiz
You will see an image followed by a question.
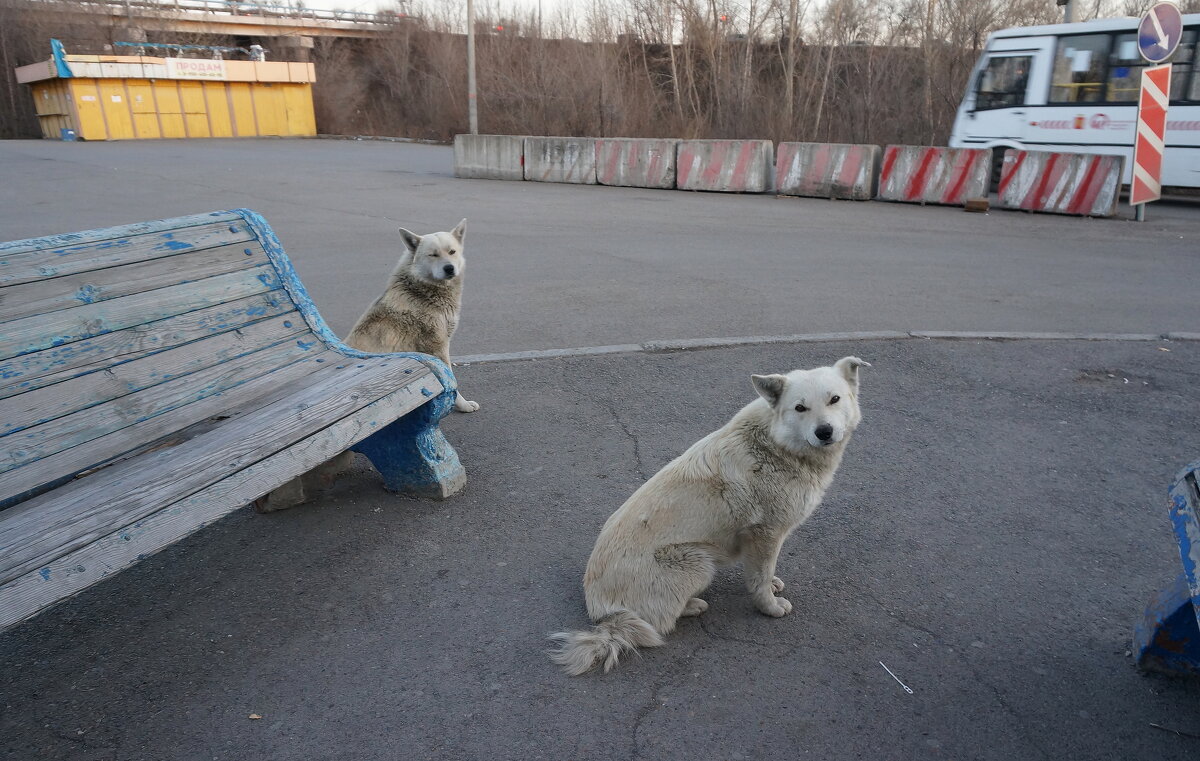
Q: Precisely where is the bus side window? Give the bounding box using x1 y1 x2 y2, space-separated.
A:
1050 33 1110 103
975 56 1031 110
1107 33 1146 102
1174 29 1198 101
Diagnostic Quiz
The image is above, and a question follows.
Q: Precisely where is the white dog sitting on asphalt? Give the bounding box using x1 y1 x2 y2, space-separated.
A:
550 356 868 675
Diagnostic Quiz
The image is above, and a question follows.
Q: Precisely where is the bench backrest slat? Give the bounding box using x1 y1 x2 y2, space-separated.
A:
0 211 325 510
0 240 270 324
0 213 250 285
0 265 282 362
0 291 294 402
2 313 308 440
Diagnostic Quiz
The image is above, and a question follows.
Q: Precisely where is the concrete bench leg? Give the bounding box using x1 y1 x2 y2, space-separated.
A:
1134 574 1200 678
351 387 466 500
1134 463 1200 678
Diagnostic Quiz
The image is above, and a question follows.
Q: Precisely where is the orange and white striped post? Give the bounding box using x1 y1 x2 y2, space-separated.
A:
1131 64 1171 219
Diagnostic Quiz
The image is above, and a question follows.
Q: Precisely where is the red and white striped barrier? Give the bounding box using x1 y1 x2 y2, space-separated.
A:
523 137 597 184
876 146 989 206
997 150 1123 217
676 140 774 193
595 138 677 189
775 142 880 201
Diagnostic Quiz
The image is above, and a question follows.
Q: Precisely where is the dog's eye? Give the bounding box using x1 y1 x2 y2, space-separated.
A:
429 252 440 257
829 395 840 405
795 404 808 413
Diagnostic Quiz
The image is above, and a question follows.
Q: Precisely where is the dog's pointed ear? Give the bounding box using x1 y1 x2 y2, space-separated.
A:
398 227 422 254
751 374 787 407
834 356 870 390
451 218 467 243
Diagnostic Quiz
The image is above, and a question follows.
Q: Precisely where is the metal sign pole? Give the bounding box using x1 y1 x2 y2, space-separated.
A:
467 0 478 135
1136 203 1146 222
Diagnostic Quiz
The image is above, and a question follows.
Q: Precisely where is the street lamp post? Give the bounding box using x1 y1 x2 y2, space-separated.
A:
467 0 478 134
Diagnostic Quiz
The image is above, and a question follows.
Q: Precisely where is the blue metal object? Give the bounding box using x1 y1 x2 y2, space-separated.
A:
236 209 466 499
1134 460 1200 677
50 39 73 78
1138 2 1184 64
59 128 77 142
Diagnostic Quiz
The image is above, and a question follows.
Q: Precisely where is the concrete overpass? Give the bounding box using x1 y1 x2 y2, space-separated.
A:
18 0 406 58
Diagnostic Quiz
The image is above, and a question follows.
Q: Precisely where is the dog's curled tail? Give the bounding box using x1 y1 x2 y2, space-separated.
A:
548 611 663 676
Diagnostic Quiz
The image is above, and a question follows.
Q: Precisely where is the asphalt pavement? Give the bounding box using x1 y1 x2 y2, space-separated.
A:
1 139 1199 760
1 138 1198 351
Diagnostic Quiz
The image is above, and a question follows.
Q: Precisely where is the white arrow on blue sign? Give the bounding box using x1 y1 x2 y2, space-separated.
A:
1139 2 1184 64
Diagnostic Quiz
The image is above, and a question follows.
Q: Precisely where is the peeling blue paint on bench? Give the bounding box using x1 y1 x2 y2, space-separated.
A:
1134 460 1200 678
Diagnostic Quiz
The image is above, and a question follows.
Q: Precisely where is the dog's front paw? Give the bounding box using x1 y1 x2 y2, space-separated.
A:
756 596 793 618
771 576 785 593
455 398 480 413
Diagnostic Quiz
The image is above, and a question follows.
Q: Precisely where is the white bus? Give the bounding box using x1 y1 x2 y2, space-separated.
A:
948 14 1200 189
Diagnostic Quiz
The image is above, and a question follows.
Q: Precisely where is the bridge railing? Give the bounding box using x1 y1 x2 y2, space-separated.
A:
27 0 405 25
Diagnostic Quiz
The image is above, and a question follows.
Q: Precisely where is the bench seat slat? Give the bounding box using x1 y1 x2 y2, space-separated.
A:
0 214 251 285
0 334 326 485
0 349 342 510
0 266 282 362
0 241 270 324
0 292 294 401
0 372 444 630
0 356 437 586
0 313 306 439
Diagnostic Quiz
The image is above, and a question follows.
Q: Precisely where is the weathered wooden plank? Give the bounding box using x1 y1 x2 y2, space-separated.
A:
0 335 328 482
0 356 436 585
0 349 342 509
0 266 281 362
0 241 270 324
0 215 252 286
0 314 308 438
0 212 241 256
0 292 294 401
0 374 441 631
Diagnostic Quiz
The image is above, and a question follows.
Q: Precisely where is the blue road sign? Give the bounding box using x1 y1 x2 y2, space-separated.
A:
1139 2 1184 64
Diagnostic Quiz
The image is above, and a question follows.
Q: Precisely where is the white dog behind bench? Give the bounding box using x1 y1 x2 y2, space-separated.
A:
550 357 868 675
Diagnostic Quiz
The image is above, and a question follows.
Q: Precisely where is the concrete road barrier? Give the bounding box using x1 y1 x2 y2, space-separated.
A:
775 142 880 201
676 140 774 193
453 134 525 181
997 150 1123 217
595 138 677 189
877 146 989 206
523 137 597 184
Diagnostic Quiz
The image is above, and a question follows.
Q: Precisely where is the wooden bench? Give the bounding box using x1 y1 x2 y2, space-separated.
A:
0 209 466 631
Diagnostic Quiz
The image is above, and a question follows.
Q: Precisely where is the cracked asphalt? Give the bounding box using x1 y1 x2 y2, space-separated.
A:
1 139 1199 760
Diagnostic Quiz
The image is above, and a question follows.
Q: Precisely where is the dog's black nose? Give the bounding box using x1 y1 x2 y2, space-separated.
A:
814 424 834 442
443 264 456 276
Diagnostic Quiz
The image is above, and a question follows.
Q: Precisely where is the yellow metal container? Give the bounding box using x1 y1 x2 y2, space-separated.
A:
15 55 317 141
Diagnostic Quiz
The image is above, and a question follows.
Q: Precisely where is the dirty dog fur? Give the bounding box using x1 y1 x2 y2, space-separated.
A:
549 357 868 675
345 219 478 413
255 220 476 513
